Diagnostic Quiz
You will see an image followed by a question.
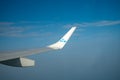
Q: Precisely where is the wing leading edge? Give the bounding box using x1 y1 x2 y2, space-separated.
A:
0 27 76 67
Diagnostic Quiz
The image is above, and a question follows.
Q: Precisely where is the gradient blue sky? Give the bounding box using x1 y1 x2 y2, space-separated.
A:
0 0 120 80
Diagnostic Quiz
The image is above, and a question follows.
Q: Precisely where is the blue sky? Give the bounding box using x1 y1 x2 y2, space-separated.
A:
0 0 120 80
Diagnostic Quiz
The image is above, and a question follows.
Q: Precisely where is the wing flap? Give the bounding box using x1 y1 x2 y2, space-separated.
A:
0 47 52 61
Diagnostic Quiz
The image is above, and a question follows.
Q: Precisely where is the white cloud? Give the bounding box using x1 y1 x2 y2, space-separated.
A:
0 22 14 26
0 21 53 37
64 20 120 28
0 26 52 37
0 26 24 37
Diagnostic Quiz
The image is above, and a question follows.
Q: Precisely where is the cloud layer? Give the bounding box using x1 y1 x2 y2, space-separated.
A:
0 20 120 37
64 20 120 28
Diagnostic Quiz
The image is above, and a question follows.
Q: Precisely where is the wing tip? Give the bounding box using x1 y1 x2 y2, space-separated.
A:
47 27 76 50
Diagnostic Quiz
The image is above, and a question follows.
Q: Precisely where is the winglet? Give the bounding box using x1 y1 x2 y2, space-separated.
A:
47 27 76 50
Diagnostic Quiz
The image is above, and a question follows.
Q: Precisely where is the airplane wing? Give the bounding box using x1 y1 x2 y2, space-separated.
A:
0 27 76 67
